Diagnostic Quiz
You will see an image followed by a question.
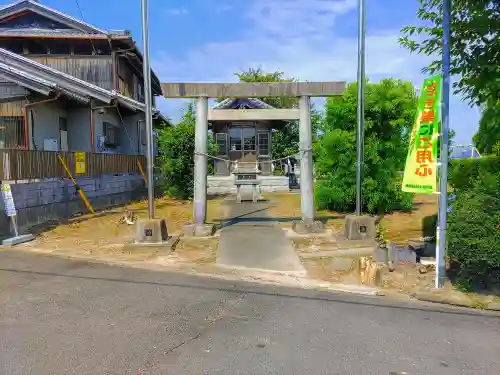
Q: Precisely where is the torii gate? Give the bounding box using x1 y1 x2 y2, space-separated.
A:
161 81 346 236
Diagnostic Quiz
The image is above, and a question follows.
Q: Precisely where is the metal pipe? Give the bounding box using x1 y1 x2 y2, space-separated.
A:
111 50 117 92
140 0 155 219
89 102 94 152
355 0 366 216
436 0 451 289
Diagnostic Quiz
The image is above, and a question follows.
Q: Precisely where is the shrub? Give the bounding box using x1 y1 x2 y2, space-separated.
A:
315 78 416 214
449 155 500 191
157 103 217 199
448 171 500 290
447 157 500 290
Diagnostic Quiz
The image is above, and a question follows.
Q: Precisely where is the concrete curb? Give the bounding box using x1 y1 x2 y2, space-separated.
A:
414 291 500 311
6 246 498 308
7 246 380 297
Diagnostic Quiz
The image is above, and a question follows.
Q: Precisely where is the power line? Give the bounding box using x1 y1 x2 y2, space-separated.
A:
73 0 98 55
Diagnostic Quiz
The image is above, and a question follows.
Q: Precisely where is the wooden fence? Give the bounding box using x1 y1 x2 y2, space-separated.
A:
0 149 147 181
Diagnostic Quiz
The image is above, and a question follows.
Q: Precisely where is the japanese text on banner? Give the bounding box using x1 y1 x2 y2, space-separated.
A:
402 75 442 194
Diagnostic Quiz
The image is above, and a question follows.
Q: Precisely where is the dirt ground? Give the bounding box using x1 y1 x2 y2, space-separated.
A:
25 196 225 257
27 192 438 253
264 192 438 241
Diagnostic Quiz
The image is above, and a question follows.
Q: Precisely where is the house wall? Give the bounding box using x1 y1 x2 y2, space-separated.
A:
9 96 145 156
29 100 68 151
67 107 92 152
121 113 144 155
29 56 114 91
92 109 143 156
93 109 122 154
0 174 146 237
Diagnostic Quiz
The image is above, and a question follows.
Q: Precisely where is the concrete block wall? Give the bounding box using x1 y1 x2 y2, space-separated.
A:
207 175 294 195
0 174 145 237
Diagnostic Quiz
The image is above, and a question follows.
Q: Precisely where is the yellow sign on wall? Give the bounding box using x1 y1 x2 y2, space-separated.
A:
75 152 86 174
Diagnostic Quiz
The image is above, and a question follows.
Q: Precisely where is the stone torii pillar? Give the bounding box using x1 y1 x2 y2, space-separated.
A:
291 95 324 234
193 96 208 225
298 95 315 223
183 96 216 237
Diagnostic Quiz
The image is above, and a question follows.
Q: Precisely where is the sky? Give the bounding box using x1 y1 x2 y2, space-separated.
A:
26 0 480 144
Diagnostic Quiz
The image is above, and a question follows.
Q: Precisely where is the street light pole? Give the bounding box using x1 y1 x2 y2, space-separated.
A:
140 0 155 219
436 0 451 289
355 0 366 216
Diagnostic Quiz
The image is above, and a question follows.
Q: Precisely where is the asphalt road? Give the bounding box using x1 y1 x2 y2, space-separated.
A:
0 250 499 375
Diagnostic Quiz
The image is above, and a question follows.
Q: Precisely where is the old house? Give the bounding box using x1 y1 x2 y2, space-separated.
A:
0 0 168 234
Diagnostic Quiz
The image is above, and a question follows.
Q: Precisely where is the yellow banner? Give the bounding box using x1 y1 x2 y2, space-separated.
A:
402 75 442 194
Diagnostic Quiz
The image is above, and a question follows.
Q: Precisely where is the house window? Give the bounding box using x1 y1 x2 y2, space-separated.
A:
103 122 119 147
243 127 256 151
215 133 227 156
0 116 24 148
139 121 146 146
258 132 270 156
229 127 242 151
59 117 67 132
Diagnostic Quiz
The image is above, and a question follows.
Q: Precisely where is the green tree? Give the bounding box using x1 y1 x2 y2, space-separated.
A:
157 102 217 199
315 78 416 214
232 68 325 160
472 103 500 154
234 68 299 109
399 0 500 105
399 0 500 154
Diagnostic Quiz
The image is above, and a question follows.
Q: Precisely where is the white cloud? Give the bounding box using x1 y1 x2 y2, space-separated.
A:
153 0 478 143
165 7 188 16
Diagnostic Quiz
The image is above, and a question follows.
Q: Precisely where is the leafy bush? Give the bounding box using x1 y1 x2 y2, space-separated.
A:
449 155 500 191
315 78 416 214
157 103 217 199
448 170 500 290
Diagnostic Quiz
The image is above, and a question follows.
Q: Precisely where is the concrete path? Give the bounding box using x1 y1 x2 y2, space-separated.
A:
216 200 304 273
1 250 499 375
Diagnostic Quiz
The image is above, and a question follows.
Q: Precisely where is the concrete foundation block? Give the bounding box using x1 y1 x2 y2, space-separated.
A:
182 223 216 237
2 234 34 246
135 219 169 244
292 220 325 234
124 235 180 254
344 215 376 240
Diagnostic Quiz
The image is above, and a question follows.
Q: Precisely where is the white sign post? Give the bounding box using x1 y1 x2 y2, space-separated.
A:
1 183 34 245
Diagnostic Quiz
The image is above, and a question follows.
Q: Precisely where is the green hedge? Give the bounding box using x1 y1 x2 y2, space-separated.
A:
449 155 500 190
447 155 500 290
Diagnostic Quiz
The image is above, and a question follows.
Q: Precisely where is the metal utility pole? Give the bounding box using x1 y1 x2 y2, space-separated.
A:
141 0 155 219
355 0 366 216
436 0 451 289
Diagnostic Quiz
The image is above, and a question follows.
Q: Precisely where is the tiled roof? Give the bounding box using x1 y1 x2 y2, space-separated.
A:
213 98 275 109
0 0 108 34
0 46 145 111
0 28 97 37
